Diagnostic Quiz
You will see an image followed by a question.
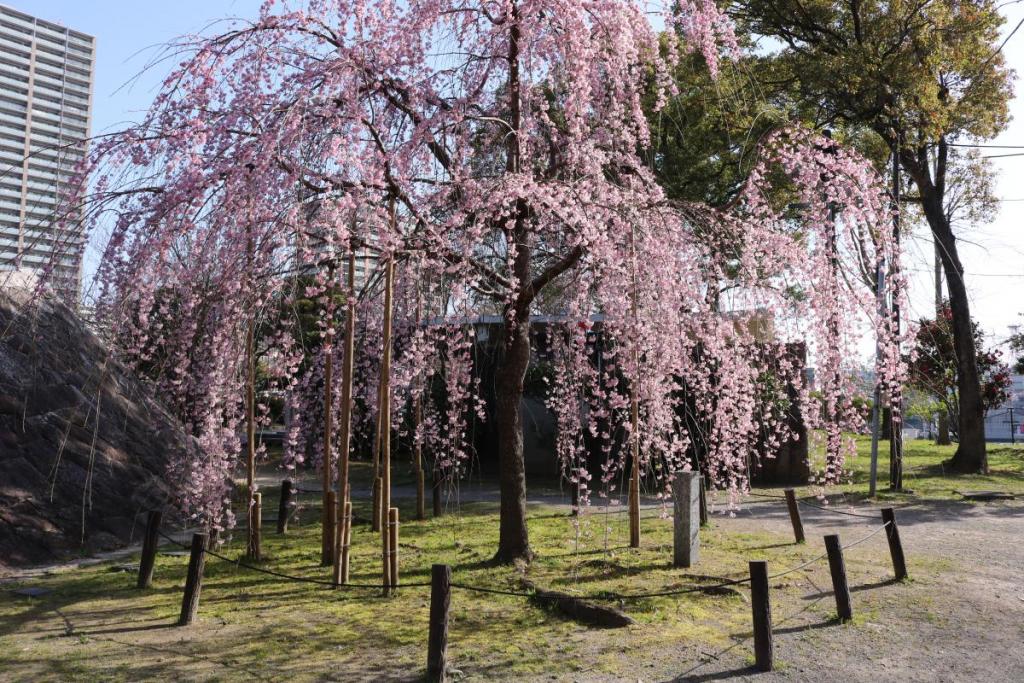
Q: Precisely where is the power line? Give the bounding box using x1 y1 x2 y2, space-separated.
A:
948 143 1024 149
974 15 1024 80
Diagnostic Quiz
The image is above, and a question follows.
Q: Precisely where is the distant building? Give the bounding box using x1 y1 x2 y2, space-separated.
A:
985 374 1024 443
0 4 94 303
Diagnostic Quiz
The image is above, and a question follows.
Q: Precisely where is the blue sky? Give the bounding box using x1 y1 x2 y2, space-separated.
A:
11 0 1024 359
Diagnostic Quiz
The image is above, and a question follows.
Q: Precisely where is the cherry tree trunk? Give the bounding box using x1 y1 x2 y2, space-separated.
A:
493 314 532 563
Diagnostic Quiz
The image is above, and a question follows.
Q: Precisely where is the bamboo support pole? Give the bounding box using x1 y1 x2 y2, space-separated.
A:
322 343 334 566
388 507 399 593
333 243 358 585
379 251 395 589
245 314 258 560
627 224 641 549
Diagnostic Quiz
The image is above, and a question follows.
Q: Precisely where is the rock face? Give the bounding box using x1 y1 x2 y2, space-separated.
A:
0 292 193 570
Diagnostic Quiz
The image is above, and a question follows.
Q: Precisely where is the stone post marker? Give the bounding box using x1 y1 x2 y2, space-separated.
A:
673 471 700 567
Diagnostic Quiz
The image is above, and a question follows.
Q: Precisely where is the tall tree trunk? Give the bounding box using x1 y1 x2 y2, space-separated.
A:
493 1 532 564
937 231 987 472
906 138 987 472
494 314 532 563
937 411 951 446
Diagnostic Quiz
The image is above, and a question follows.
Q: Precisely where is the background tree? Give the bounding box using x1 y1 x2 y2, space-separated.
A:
1008 324 1024 374
732 0 1014 472
908 303 1012 450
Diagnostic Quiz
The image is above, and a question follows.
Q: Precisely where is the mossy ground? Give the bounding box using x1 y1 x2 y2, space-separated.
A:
0 438 1000 681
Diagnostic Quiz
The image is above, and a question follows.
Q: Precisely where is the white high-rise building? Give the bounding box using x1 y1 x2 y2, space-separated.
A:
0 4 93 303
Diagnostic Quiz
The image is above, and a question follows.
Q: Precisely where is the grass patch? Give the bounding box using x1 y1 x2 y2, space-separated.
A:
0 489 912 682
785 435 1024 502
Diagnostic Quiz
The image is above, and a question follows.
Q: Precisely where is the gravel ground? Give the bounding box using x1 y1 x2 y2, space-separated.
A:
655 496 1024 682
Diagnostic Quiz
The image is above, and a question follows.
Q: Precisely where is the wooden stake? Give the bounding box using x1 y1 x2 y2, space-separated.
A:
336 498 352 586
432 471 443 518
881 508 908 580
333 243 358 585
250 492 262 562
322 339 334 566
784 489 805 544
372 475 383 536
178 533 208 626
379 249 396 589
749 560 772 672
137 510 162 589
627 223 641 549
698 476 709 527
628 446 640 548
824 534 852 621
388 507 399 592
427 564 452 682
323 490 337 567
414 271 426 522
277 479 294 534
245 314 258 561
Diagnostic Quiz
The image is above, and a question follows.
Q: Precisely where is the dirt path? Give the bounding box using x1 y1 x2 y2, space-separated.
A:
648 496 1024 682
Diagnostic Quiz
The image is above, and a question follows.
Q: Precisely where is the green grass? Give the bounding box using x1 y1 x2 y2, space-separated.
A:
788 435 1024 502
0 488 902 682
2 438 1000 681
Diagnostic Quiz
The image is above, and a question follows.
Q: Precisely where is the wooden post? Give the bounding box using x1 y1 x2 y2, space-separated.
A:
784 489 805 544
881 508 908 580
749 560 772 672
322 491 337 567
372 477 383 533
432 471 443 518
824 534 852 621
322 340 335 566
245 315 258 561
388 507 399 592
416 467 426 521
333 243 357 584
336 499 352 585
250 492 262 561
627 223 641 549
137 510 162 589
379 248 395 589
178 533 208 626
277 479 294 534
628 402 640 548
698 477 709 527
414 275 426 522
427 564 452 682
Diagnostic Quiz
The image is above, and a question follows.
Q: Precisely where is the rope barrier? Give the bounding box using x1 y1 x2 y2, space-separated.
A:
746 491 880 519
451 521 891 603
154 512 892 605
157 529 430 591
